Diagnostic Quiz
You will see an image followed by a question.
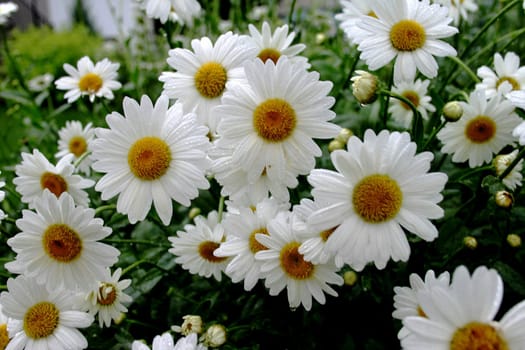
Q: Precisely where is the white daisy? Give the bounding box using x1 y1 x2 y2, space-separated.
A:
388 78 436 129
215 57 340 195
132 332 180 350
513 120 525 145
55 120 95 176
434 0 478 26
0 304 11 349
400 265 525 350
55 56 121 103
392 269 450 320
246 21 309 68
307 129 448 270
0 2 17 25
214 197 290 291
28 73 54 92
176 333 207 350
0 275 94 350
334 0 375 44
353 0 458 83
143 0 201 25
254 211 344 311
508 90 525 110
0 172 5 223
82 267 132 328
91 95 211 226
5 191 120 292
13 149 94 209
159 32 256 133
168 211 230 281
493 149 523 191
476 52 525 99
437 89 521 168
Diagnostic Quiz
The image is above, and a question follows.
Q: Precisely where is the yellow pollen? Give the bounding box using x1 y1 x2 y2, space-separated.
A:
401 90 420 110
97 283 117 306
40 172 68 197
23 302 59 339
280 242 314 280
43 224 82 262
320 227 337 242
416 305 427 318
450 322 509 350
253 98 297 142
249 228 269 253
258 48 281 64
367 11 377 18
198 241 227 263
0 323 8 350
128 136 171 181
68 136 88 157
496 76 520 91
465 116 496 143
390 20 426 52
78 72 103 93
352 174 403 223
194 61 227 98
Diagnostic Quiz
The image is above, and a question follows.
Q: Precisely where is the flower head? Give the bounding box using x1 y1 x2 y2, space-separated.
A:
0 172 5 223
143 0 201 25
476 52 525 99
335 0 376 44
434 0 478 26
388 78 435 128
55 120 95 176
0 2 18 25
493 149 523 191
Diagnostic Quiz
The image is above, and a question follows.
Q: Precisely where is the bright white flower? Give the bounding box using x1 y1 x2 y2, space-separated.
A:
82 267 132 328
91 95 211 226
434 0 478 26
0 2 17 25
28 73 54 92
55 120 95 176
353 0 458 83
176 333 207 350
55 56 121 103
159 32 256 133
0 172 5 223
13 149 94 209
513 121 525 145
493 149 523 191
508 90 525 110
388 78 436 128
132 332 180 350
0 275 94 350
215 57 340 197
400 265 525 350
169 211 230 281
437 89 521 168
334 0 374 44
246 21 309 68
476 52 525 100
392 269 450 320
0 304 11 349
214 197 290 291
307 129 448 270
171 315 203 336
254 212 344 311
5 191 120 292
144 0 201 25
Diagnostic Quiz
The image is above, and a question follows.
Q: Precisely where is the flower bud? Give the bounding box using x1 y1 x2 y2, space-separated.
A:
172 315 203 335
351 70 378 105
188 207 201 220
203 324 227 348
343 270 358 286
463 236 477 250
495 190 513 208
442 101 463 122
335 128 353 144
328 139 345 152
507 234 522 248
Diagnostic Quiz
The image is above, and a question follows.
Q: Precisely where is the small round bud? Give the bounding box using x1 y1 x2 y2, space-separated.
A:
328 139 345 152
442 101 463 122
351 70 378 105
315 33 326 45
343 270 358 286
203 324 227 348
335 128 353 144
188 207 201 220
507 234 522 248
495 190 513 208
463 236 477 250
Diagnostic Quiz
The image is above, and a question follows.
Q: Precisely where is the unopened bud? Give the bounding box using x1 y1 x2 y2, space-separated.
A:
328 139 345 152
203 324 227 348
343 270 358 286
463 236 477 250
507 234 522 248
335 128 353 144
442 101 463 122
351 70 378 105
188 207 201 220
495 190 513 208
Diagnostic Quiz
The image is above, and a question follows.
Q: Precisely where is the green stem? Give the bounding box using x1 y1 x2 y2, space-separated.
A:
447 56 480 84
94 204 116 215
498 147 525 181
287 0 297 27
422 120 447 152
217 196 225 223
73 151 91 169
1 28 30 93
103 238 170 247
379 67 394 128
451 165 493 182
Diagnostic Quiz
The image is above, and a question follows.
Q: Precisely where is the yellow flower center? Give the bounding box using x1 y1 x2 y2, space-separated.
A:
249 228 269 253
97 283 117 306
78 72 103 93
43 224 82 262
401 90 420 110
258 48 281 64
280 242 314 280
320 227 337 242
416 305 427 318
0 323 8 350
496 76 520 91
198 241 228 263
465 116 496 143
390 20 426 52
450 322 509 350
352 174 403 223
40 172 68 197
253 98 297 142
367 11 378 18
128 136 171 181
23 302 59 339
68 136 88 157
194 61 227 99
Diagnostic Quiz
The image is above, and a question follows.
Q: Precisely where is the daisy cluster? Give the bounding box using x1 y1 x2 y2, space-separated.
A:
0 0 525 348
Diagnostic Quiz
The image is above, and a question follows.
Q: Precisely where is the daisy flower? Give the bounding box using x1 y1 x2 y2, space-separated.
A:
246 21 309 68
143 0 201 25
437 89 521 168
54 56 121 103
132 332 179 350
334 0 375 44
0 304 11 349
55 120 95 176
215 57 340 194
353 0 458 83
493 149 523 191
0 275 94 350
0 2 17 25
400 265 525 350
476 52 525 98
168 211 230 281
254 211 344 311
388 78 436 129
214 197 290 291
28 73 54 92
513 121 525 145
91 95 211 226
0 172 6 223
392 269 450 320
159 32 256 133
434 0 478 26
5 191 120 292
13 149 94 209
307 129 448 270
82 267 132 328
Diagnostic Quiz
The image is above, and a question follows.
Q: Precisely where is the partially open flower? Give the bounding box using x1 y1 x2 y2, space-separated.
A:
351 70 378 105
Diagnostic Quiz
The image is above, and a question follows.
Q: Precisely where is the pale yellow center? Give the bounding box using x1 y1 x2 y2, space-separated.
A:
194 61 227 98
258 48 281 64
465 116 496 143
390 20 426 52
352 174 403 223
249 228 269 254
43 224 82 262
253 98 297 142
0 324 8 350
40 172 68 197
280 242 314 280
23 302 59 339
496 76 520 91
401 90 420 110
97 283 117 306
450 322 509 350
128 136 171 181
78 73 103 93
68 136 88 157
198 241 227 263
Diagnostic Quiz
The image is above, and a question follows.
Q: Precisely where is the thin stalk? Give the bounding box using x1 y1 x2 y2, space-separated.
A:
447 55 481 84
